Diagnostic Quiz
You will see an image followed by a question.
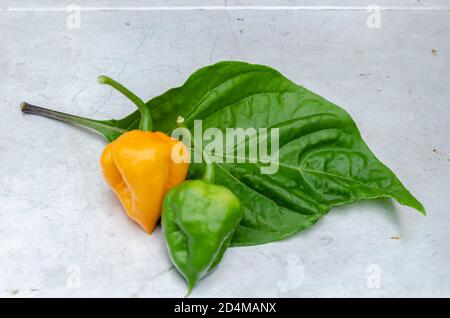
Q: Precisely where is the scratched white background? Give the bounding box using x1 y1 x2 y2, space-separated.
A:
1 0 449 297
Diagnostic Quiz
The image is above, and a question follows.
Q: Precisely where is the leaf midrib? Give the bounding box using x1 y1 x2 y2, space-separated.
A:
215 152 400 210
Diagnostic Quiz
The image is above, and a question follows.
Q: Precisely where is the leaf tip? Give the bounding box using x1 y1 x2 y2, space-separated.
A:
412 200 426 216
414 199 427 216
418 206 427 216
183 286 193 298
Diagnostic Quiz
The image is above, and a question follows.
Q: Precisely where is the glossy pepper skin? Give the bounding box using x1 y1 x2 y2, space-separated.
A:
162 179 243 292
100 130 189 234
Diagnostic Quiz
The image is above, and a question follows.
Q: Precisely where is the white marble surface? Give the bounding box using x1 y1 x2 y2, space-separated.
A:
1 0 449 297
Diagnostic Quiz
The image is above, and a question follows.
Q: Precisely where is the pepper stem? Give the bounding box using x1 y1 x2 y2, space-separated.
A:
176 116 215 184
201 149 215 184
20 102 125 140
98 75 152 131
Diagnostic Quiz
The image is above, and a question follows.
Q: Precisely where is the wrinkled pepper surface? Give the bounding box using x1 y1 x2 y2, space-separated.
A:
101 130 189 233
162 163 242 292
96 76 189 234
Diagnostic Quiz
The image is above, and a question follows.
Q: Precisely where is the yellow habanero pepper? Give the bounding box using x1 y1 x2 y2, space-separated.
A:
97 75 189 234
101 130 188 233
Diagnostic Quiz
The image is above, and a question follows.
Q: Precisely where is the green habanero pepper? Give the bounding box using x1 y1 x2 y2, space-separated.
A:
161 159 243 293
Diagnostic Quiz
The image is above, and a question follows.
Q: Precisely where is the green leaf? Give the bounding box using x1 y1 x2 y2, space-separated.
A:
24 61 425 246
145 61 425 246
